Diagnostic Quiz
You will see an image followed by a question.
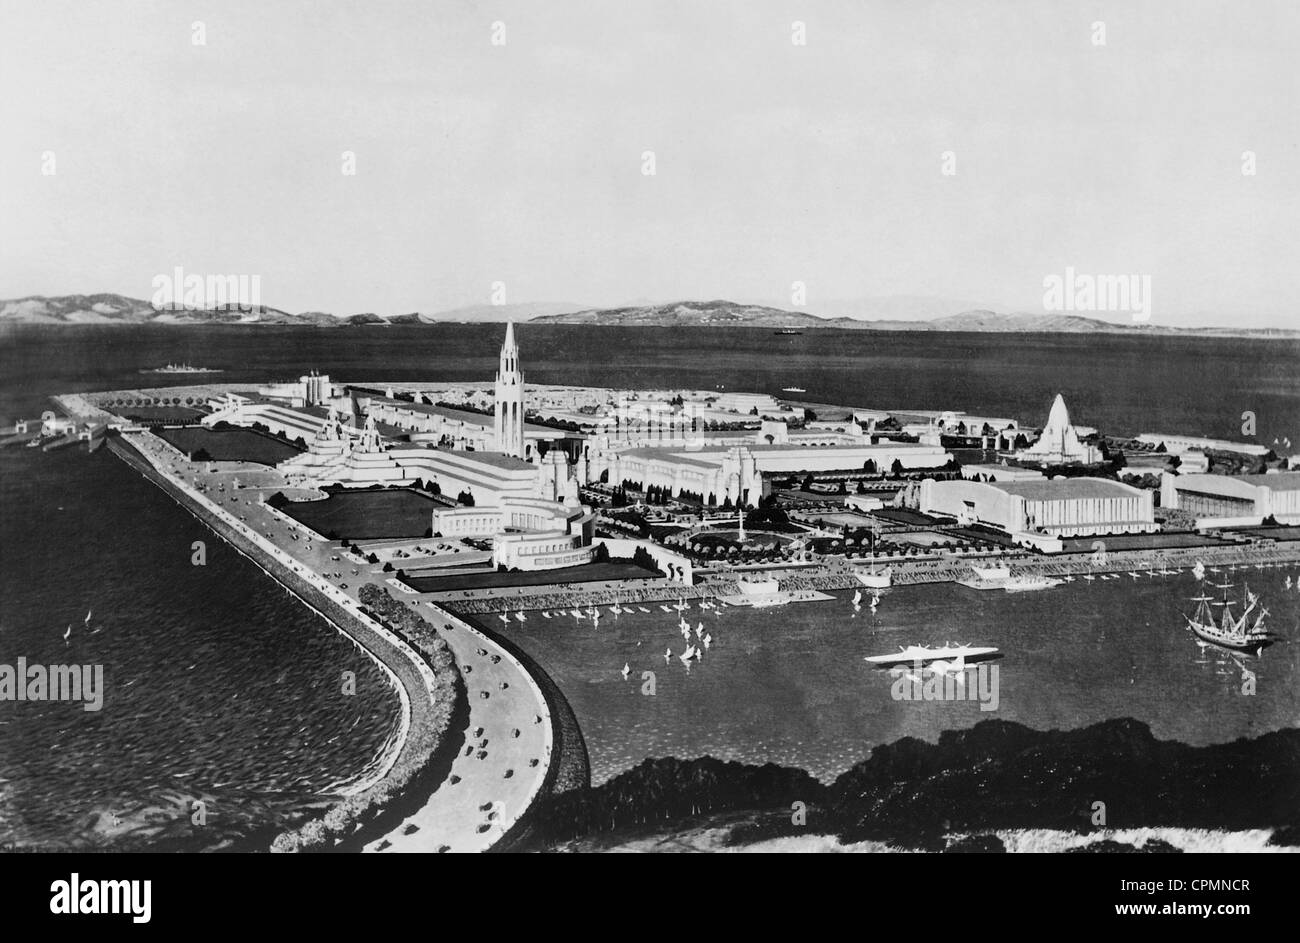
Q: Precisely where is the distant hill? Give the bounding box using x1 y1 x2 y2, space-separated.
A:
530 299 1123 331
530 299 836 328
0 294 317 326
530 299 1299 337
2 294 1294 337
427 302 587 323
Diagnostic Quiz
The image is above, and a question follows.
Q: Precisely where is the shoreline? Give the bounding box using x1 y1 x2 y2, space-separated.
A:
98 428 572 851
436 540 1300 614
104 434 446 842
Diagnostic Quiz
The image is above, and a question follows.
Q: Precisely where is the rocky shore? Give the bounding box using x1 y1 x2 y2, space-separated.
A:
518 718 1300 853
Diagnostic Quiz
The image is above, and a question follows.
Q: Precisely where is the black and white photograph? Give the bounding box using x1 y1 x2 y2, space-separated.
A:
0 0 1296 916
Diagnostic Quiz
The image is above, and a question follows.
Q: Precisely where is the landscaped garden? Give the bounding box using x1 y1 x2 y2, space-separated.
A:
404 561 661 592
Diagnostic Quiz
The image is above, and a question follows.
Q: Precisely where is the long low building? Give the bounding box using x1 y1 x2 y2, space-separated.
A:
363 394 565 457
1135 433 1269 457
600 440 951 507
1161 471 1300 526
919 476 1157 545
204 395 330 443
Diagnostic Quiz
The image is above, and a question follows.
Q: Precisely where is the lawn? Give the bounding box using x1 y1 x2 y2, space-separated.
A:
120 406 206 423
153 426 302 464
405 561 660 592
276 487 442 540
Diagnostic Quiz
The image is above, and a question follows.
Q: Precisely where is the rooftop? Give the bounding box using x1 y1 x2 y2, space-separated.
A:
1238 471 1300 491
989 477 1139 500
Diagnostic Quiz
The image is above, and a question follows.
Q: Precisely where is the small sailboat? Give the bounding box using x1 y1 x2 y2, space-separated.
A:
703 633 712 649
638 606 651 613
659 605 673 613
664 647 672 664
1285 575 1292 590
515 611 526 622
498 613 510 624
620 663 631 680
541 611 552 619
62 623 72 644
851 589 862 607
84 609 92 625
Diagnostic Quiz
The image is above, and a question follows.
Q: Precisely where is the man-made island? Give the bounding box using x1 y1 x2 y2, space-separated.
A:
11 321 1299 851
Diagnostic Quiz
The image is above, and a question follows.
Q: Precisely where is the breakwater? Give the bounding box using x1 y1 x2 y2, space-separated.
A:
105 434 458 849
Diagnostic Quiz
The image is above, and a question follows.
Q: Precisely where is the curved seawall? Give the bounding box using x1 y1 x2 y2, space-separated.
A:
106 434 452 847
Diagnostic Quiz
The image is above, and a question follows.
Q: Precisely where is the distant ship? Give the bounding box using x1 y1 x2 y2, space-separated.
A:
140 363 223 374
774 329 802 335
1184 581 1272 653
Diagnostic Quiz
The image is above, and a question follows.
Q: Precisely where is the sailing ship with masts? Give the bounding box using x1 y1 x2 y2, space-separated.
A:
1184 579 1273 654
854 524 892 589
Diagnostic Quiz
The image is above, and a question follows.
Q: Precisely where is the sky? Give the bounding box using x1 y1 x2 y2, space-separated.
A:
1 0 1297 327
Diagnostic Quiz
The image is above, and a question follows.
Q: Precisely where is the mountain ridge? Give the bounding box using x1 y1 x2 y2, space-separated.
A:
2 294 1294 337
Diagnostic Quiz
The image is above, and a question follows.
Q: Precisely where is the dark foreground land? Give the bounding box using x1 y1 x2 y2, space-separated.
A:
516 719 1300 853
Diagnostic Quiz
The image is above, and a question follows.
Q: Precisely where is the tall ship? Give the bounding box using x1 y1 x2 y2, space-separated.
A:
1184 581 1272 653
854 529 892 588
774 329 803 335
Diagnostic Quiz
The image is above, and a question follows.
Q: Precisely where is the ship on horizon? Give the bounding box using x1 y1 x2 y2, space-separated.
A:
140 362 223 374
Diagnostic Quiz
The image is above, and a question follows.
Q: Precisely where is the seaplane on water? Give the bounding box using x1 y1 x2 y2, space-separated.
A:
863 644 1000 681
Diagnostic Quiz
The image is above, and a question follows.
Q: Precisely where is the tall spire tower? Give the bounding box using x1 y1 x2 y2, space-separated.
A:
494 321 525 458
